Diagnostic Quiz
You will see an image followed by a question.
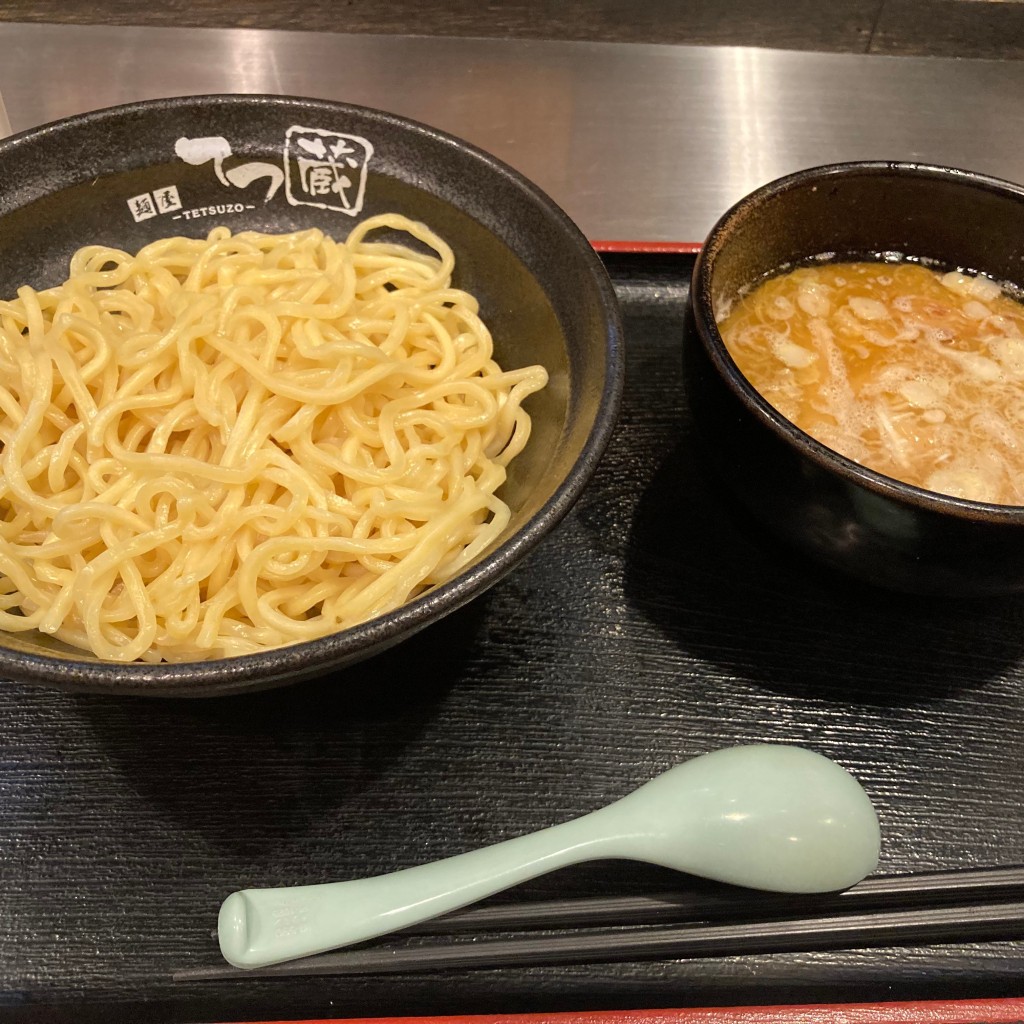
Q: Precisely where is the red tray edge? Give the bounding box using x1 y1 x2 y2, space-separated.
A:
590 240 703 254
231 996 1024 1024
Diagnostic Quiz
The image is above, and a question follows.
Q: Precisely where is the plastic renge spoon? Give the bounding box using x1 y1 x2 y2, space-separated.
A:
219 744 880 968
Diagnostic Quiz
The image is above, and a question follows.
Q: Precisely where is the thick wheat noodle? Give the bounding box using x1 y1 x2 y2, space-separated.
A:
0 215 548 662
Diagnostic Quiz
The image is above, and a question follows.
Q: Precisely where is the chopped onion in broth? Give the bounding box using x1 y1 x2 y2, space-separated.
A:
717 261 1024 505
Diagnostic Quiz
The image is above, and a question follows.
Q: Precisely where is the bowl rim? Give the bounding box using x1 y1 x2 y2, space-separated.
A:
691 158 1024 524
0 93 625 691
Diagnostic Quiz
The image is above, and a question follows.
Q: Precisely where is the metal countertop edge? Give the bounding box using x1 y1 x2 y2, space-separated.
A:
1 23 1023 240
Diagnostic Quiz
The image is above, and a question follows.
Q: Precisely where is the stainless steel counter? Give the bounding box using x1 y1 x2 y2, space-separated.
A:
1 22 1022 243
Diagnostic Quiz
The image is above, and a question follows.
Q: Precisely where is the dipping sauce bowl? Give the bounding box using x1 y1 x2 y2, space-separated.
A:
687 161 1024 595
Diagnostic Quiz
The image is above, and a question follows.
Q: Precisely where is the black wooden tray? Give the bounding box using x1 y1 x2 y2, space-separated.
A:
2 253 1023 1024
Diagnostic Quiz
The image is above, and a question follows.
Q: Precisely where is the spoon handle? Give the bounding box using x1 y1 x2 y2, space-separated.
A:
219 807 624 968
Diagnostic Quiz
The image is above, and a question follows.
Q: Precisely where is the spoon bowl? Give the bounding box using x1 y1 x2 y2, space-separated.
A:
219 744 880 969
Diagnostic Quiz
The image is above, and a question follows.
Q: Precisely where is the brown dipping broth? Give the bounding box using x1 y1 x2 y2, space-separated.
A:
717 259 1024 505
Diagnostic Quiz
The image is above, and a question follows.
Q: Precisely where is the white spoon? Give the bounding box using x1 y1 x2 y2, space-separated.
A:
219 744 880 968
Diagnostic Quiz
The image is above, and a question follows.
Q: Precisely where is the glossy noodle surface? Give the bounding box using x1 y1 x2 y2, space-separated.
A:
0 216 547 662
718 261 1024 505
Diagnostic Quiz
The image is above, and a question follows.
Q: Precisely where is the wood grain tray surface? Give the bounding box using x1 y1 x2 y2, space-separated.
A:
1 254 1023 1024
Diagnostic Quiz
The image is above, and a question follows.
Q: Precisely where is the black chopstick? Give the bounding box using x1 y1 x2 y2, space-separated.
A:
403 865 1024 934
200 866 1024 941
175 898 1024 980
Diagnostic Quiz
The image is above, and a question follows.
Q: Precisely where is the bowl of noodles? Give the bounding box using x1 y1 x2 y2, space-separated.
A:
688 161 1024 595
0 95 623 694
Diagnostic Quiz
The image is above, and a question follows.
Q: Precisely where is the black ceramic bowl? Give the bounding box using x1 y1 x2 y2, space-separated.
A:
0 95 623 695
689 161 1024 596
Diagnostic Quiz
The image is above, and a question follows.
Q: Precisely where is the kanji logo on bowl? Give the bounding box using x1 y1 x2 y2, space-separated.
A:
284 126 374 214
125 125 375 224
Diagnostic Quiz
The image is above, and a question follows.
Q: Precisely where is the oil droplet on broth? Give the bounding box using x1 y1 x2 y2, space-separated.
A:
717 261 1024 505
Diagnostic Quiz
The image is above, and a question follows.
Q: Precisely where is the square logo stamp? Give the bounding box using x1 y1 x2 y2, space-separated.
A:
284 126 374 216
